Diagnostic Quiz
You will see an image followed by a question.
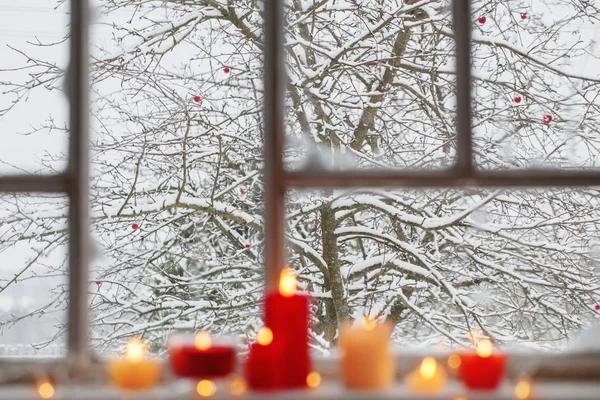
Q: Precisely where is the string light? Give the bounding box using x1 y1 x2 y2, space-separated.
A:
447 354 461 369
306 371 322 388
515 379 531 400
197 380 216 397
229 376 246 396
257 327 273 346
38 382 55 399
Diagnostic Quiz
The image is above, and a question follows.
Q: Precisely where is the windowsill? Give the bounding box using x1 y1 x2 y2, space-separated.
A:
1 351 600 399
2 381 600 400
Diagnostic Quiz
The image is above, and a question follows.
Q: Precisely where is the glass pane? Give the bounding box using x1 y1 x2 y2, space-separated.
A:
0 0 69 175
286 187 600 353
284 1 457 171
0 194 67 357
472 1 600 170
88 1 264 355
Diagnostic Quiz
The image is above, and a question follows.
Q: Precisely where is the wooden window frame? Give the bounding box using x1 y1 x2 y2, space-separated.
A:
1 0 600 367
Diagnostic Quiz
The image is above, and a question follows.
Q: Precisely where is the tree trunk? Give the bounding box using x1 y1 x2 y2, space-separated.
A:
320 203 348 344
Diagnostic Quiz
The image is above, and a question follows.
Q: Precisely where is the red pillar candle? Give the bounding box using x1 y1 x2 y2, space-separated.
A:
458 339 508 390
265 268 311 388
245 327 284 390
168 331 236 379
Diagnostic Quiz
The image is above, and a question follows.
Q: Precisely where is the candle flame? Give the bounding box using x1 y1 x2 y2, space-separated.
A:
194 331 211 350
362 316 377 331
126 337 147 361
306 371 322 388
420 357 437 379
197 380 216 397
476 338 493 358
279 268 297 297
38 382 55 399
515 380 531 400
257 327 273 346
447 354 461 369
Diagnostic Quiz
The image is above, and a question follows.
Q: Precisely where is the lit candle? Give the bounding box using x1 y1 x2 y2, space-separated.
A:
339 317 395 389
245 327 284 390
169 331 236 379
405 356 447 393
458 338 508 390
107 337 161 391
264 268 311 388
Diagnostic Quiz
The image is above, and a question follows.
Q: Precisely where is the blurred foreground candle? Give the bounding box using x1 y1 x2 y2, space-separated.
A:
458 338 507 390
339 317 395 389
405 357 447 393
107 337 161 391
245 327 283 391
169 331 236 378
265 268 311 388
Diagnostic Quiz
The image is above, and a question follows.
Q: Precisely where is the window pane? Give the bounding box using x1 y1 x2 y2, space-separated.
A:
88 1 264 354
0 194 67 358
286 187 600 353
284 1 457 171
471 1 600 170
0 0 69 175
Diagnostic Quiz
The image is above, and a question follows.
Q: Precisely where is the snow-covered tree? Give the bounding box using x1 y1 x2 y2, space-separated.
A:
1 0 600 354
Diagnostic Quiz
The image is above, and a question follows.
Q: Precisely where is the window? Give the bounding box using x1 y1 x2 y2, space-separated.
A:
1 0 600 368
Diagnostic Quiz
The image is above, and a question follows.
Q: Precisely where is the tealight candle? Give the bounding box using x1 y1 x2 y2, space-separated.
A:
405 356 447 393
339 317 395 389
458 338 507 390
107 337 161 391
169 331 236 379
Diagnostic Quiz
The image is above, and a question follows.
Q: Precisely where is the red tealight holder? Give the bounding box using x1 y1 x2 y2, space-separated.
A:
245 327 284 391
458 340 508 390
168 331 236 379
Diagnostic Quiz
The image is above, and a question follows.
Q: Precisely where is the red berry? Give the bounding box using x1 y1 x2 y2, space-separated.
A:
543 115 553 124
240 189 246 195
131 223 139 230
193 96 201 103
224 67 230 74
478 16 487 24
595 305 600 311
514 96 522 104
521 14 527 20
245 244 250 249
95 281 102 286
